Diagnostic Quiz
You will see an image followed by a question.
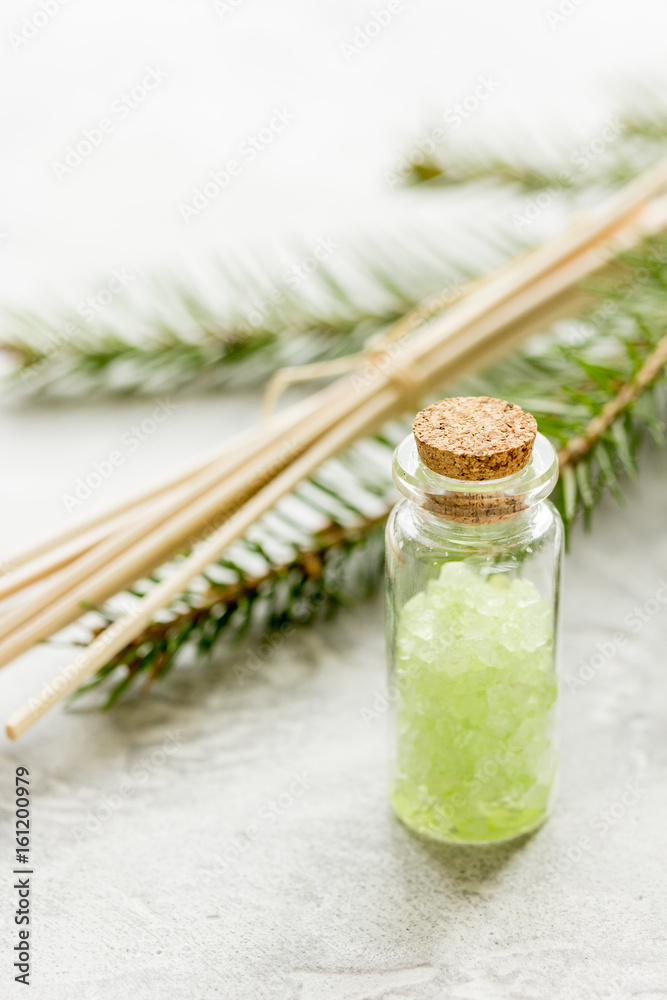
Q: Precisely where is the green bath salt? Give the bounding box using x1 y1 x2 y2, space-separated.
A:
390 561 557 843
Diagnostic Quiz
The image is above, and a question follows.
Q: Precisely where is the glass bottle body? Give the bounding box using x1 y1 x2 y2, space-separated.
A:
385 433 563 844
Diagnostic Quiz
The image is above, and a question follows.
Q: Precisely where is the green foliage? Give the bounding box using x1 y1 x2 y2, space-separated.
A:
6 102 665 705
69 436 399 706
5 89 667 401
72 238 667 704
401 93 667 191
1 245 473 397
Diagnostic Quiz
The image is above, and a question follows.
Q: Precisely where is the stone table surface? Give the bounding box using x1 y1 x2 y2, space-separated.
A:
0 396 666 1000
3 0 667 994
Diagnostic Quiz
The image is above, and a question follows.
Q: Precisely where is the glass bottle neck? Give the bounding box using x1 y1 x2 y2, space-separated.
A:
392 431 559 525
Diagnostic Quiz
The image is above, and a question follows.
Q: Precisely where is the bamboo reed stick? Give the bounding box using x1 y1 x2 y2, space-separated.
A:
1 386 328 580
0 327 424 665
0 524 117 604
0 376 368 661
0 232 644 728
7 157 667 737
8 168 667 602
6 387 399 740
0 473 235 645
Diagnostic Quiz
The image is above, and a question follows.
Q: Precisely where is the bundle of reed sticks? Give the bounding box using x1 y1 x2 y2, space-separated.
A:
5 158 667 740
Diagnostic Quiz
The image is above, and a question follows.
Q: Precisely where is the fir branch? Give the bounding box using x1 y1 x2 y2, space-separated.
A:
401 96 667 191
0 245 471 398
557 328 667 468
69 241 667 705
70 514 388 708
66 427 403 705
407 155 574 192
9 111 664 703
5 91 667 400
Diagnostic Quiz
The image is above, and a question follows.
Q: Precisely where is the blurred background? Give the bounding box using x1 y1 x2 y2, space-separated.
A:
3 0 666 305
2 0 666 533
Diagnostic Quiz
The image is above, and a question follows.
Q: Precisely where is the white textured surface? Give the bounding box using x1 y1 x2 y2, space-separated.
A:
0 409 666 998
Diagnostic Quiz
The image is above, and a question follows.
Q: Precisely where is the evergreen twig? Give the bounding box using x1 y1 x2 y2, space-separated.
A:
402 96 667 191
5 103 665 706
69 240 667 704
0 247 473 397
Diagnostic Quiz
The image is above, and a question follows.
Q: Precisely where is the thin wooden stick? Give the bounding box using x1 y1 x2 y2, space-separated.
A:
0 226 649 730
0 471 239 605
558 327 667 467
261 274 483 417
8 159 667 736
7 164 667 597
415 217 645 381
260 169 667 418
3 445 221 575
0 524 116 604
0 354 400 666
6 386 400 739
1 388 327 578
0 474 227 644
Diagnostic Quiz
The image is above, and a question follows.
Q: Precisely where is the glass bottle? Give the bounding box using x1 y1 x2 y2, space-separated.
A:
385 397 563 844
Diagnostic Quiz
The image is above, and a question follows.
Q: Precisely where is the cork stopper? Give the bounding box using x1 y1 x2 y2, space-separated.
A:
412 396 538 482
